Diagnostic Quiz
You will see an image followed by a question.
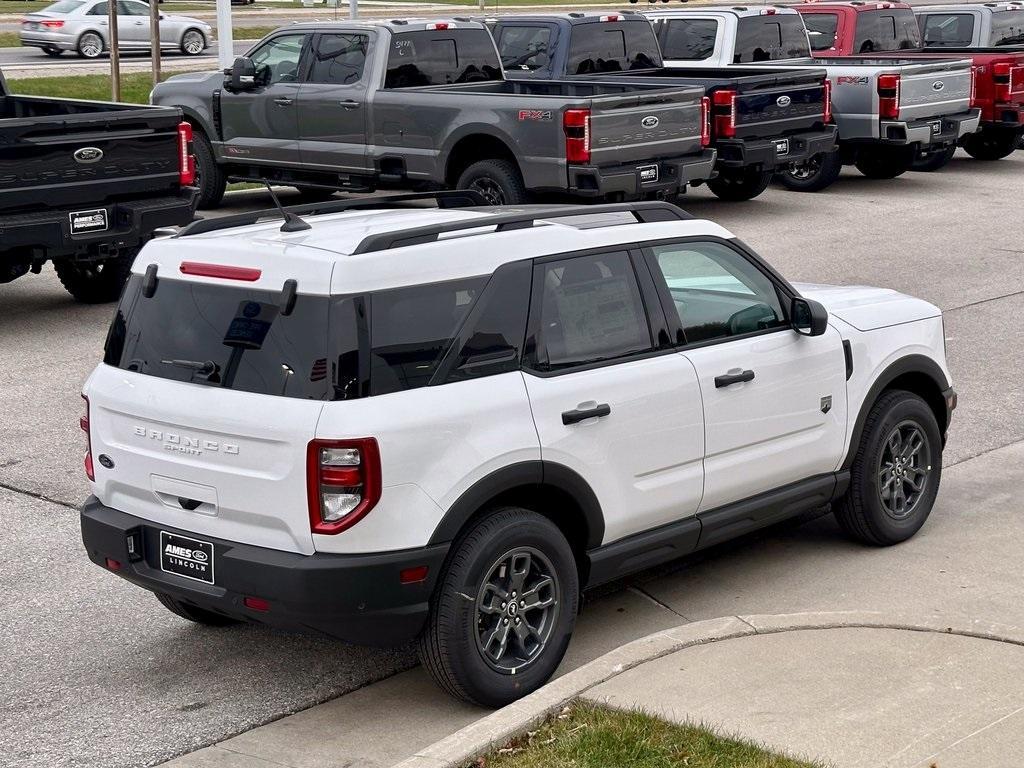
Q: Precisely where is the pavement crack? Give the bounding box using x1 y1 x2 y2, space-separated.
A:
948 437 1024 468
735 616 759 634
943 288 1024 314
0 481 79 510
627 585 691 622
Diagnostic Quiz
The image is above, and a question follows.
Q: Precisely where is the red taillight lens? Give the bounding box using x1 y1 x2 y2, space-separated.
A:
823 79 833 124
307 438 381 535
41 20 65 28
993 62 1012 103
244 596 270 612
700 95 711 147
81 394 94 482
177 122 195 186
426 22 451 30
400 565 430 585
563 108 591 164
600 14 622 21
878 73 900 120
712 89 737 139
105 558 122 571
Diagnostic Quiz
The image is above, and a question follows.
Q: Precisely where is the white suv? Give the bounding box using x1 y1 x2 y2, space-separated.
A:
80 192 956 706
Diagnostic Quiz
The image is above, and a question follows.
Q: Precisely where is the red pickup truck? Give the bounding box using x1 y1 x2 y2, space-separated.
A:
798 1 1024 169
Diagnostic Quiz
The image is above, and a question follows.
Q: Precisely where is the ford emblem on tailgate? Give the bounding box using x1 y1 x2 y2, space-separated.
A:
73 147 104 164
641 115 660 128
932 80 945 92
776 95 792 108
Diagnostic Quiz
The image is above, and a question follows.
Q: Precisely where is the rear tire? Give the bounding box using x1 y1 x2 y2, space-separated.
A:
854 146 914 179
961 130 1019 161
156 593 241 627
77 31 103 59
455 159 527 206
418 507 578 707
834 390 942 546
54 249 137 304
775 150 843 192
911 144 957 172
706 166 773 201
192 130 227 209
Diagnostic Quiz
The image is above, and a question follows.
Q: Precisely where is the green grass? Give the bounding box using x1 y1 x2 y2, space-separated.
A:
476 702 825 768
8 70 203 102
0 31 18 47
233 24 278 39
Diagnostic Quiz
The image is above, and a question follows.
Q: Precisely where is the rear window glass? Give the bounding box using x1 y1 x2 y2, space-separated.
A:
385 30 501 87
43 0 84 12
920 13 975 47
734 15 810 62
566 21 662 74
496 25 553 71
104 277 332 400
803 14 839 52
655 18 718 61
854 10 921 52
991 10 1024 46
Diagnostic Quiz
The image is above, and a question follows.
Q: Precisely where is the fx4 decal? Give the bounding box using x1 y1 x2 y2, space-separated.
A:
837 76 870 85
518 109 553 121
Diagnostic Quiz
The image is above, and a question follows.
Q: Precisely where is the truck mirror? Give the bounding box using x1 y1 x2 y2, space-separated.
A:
225 57 257 92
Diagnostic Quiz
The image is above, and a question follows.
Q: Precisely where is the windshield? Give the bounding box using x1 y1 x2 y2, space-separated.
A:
991 10 1024 46
42 0 85 13
734 16 811 62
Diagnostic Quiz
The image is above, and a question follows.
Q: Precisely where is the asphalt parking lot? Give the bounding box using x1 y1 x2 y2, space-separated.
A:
2 153 1023 768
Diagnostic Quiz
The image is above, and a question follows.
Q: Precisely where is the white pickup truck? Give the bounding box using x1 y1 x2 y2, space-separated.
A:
646 5 981 190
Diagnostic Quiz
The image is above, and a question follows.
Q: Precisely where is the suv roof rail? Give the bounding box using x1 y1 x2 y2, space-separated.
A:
352 201 692 255
174 190 488 238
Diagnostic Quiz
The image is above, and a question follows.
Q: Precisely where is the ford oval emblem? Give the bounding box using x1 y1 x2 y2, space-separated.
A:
73 147 104 164
191 550 209 562
776 95 792 108
641 115 660 129
932 80 945 92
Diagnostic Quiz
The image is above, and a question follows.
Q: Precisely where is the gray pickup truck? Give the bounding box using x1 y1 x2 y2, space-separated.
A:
646 6 981 191
152 19 716 208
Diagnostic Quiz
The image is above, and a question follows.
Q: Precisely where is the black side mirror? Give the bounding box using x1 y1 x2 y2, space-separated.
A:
225 57 257 92
792 297 828 336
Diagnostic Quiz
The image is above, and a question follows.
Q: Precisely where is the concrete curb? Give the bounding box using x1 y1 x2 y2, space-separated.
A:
391 611 1024 768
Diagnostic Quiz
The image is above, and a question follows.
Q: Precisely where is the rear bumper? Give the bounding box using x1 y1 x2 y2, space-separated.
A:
880 109 981 147
80 497 449 647
568 149 717 198
715 126 839 171
0 188 197 259
19 32 77 51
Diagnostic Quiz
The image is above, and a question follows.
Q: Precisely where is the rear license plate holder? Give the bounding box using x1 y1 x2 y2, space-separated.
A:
774 139 791 156
637 164 660 185
160 531 215 584
69 208 108 235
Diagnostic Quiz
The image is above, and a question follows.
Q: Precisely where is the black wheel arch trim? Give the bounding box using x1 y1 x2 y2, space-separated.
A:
842 354 951 471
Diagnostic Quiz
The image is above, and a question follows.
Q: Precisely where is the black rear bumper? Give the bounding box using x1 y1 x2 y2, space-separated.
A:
568 149 717 198
715 126 839 171
0 188 197 260
80 497 449 647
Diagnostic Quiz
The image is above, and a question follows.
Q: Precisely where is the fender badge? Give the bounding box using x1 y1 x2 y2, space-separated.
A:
820 396 833 414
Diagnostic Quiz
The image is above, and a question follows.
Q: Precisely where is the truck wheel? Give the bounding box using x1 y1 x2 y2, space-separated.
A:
775 150 843 193
192 130 227 209
961 130 1018 161
54 250 137 304
853 146 914 179
455 159 527 206
834 390 942 546
180 29 206 56
156 593 240 627
911 145 956 172
419 507 578 707
77 31 104 59
706 167 773 201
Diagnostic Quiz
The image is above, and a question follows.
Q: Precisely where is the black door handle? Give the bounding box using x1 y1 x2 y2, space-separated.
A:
562 403 611 425
714 369 755 388
339 99 362 109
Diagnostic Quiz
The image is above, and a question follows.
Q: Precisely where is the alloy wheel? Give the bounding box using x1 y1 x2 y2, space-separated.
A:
876 420 932 520
182 30 204 55
79 33 102 58
468 178 507 206
786 155 822 181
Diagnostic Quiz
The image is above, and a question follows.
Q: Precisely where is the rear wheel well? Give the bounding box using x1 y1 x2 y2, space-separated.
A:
882 372 948 436
445 134 520 187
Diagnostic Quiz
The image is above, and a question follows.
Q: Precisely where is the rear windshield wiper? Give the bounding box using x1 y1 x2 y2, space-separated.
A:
161 359 220 378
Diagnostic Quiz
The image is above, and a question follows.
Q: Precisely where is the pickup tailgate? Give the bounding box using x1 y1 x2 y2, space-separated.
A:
896 59 974 122
587 87 705 165
0 97 184 213
730 72 829 139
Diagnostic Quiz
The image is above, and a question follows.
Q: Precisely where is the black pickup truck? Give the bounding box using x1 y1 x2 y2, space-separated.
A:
489 12 839 200
0 69 197 302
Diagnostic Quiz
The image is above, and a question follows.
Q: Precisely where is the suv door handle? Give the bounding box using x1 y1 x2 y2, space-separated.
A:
562 403 611 425
339 99 361 109
715 369 755 388
274 97 294 107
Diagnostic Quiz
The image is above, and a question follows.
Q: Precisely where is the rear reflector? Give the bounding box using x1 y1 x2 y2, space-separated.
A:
105 558 122 571
307 438 382 535
400 566 430 585
177 122 195 187
244 596 270 612
81 394 94 482
179 262 262 281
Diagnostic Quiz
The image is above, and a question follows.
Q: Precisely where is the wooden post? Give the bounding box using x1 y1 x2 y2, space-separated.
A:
108 0 121 101
149 0 161 90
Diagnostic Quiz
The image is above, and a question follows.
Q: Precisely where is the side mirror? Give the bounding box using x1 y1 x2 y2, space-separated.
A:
224 57 257 92
791 297 828 336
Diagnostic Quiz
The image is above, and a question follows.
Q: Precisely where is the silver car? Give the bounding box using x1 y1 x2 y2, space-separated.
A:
20 0 214 59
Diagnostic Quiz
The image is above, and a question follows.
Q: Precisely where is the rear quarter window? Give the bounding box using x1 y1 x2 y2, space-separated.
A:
990 10 1024 46
655 18 719 61
566 21 661 74
734 15 810 63
854 10 921 52
384 30 502 87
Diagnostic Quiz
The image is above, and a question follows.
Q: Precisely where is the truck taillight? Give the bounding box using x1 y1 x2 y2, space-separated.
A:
712 89 737 139
993 62 1014 103
81 395 94 482
700 96 711 147
307 438 381 535
823 78 833 124
177 122 195 186
564 108 591 164
877 74 900 120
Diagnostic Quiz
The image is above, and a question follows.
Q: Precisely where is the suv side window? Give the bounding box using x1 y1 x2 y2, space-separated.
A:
655 18 718 61
308 33 368 85
250 34 308 86
647 241 786 345
529 250 653 371
920 13 975 47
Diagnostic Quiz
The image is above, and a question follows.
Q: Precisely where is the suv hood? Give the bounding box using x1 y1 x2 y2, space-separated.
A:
793 282 941 331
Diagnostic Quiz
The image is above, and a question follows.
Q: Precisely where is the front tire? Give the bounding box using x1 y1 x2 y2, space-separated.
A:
775 150 843 192
834 390 942 546
419 507 578 707
854 146 915 179
191 129 227 209
77 31 104 59
961 129 1019 161
156 593 240 627
706 166 772 201
455 159 527 206
54 249 137 303
180 28 206 56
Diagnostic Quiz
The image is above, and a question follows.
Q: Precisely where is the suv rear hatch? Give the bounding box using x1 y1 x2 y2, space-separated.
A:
84 241 336 555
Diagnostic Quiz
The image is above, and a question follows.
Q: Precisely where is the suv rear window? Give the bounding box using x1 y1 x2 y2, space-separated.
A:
734 15 810 62
920 13 975 47
566 21 661 74
385 30 502 87
803 14 839 52
654 18 718 61
853 10 921 52
991 10 1024 46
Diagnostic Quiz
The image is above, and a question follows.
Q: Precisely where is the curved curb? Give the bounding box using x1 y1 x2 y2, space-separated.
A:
391 611 1024 768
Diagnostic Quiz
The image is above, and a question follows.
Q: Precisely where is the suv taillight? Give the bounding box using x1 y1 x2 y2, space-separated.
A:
177 122 195 186
878 74 900 120
563 108 591 164
823 79 833 124
81 394 94 482
307 438 381 535
712 89 737 139
993 62 1013 103
700 95 711 147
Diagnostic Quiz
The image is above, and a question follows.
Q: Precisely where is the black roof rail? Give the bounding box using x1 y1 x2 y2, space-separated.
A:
352 201 692 255
175 190 487 238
